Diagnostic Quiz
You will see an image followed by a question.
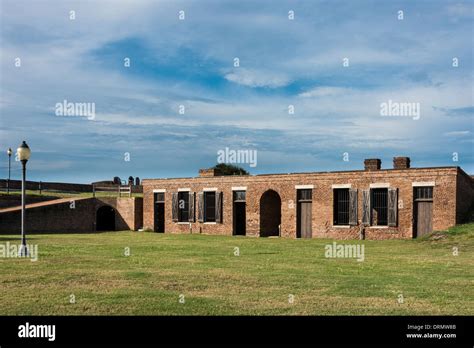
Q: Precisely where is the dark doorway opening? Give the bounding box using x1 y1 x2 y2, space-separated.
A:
233 191 246 236
297 189 312 238
259 190 281 237
154 203 165 233
96 205 115 231
233 190 246 236
154 192 165 233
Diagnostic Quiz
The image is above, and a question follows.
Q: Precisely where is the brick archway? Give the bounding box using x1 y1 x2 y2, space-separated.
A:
259 190 281 237
96 205 116 231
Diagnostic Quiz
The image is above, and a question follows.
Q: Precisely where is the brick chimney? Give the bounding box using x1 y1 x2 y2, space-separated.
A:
393 156 410 169
198 168 221 177
364 158 381 171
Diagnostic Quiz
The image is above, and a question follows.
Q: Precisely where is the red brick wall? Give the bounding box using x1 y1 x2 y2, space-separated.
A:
0 194 59 209
114 197 143 230
0 179 91 192
0 180 143 194
142 167 460 240
0 197 143 233
0 198 97 233
456 168 474 223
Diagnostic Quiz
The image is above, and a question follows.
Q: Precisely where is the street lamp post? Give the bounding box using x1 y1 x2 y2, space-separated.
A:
17 141 31 257
7 148 12 193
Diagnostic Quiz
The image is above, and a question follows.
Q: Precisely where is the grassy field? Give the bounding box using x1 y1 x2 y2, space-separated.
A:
0 224 473 315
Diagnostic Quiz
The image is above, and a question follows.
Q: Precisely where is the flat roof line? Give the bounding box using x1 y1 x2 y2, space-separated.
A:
142 166 462 182
254 166 460 176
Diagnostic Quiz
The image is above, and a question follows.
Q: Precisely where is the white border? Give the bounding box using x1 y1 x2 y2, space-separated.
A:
332 184 351 189
153 189 166 193
295 184 314 189
203 187 218 192
178 188 191 192
412 181 435 187
232 186 247 191
369 183 390 188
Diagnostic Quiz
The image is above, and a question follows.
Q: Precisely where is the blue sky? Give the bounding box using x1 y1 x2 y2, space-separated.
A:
0 0 473 183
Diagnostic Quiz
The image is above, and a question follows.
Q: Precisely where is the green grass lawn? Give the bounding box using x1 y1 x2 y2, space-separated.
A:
0 224 473 315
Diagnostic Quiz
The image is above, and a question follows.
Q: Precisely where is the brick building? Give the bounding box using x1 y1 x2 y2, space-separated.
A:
0 197 143 234
142 157 474 240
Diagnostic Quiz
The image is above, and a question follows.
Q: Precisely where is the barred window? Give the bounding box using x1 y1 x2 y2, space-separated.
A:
371 188 388 226
233 191 246 202
298 189 312 201
334 189 349 225
178 192 189 222
414 186 433 200
155 192 165 203
204 192 216 222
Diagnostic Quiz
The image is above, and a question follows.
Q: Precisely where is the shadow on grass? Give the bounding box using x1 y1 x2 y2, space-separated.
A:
416 223 473 242
0 230 133 236
0 236 23 241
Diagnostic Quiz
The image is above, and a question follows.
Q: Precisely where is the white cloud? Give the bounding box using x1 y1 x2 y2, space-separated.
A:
1 0 473 179
446 3 474 18
224 68 291 88
299 87 351 98
443 130 471 137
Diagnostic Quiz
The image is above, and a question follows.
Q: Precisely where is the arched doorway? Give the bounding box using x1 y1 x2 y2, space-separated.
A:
259 190 281 237
96 205 116 231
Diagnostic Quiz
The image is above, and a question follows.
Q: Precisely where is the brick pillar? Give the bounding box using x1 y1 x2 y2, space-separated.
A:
393 157 411 169
198 168 222 177
364 159 381 171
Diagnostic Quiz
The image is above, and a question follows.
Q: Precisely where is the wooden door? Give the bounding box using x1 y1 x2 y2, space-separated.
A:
416 201 432 237
299 202 312 238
